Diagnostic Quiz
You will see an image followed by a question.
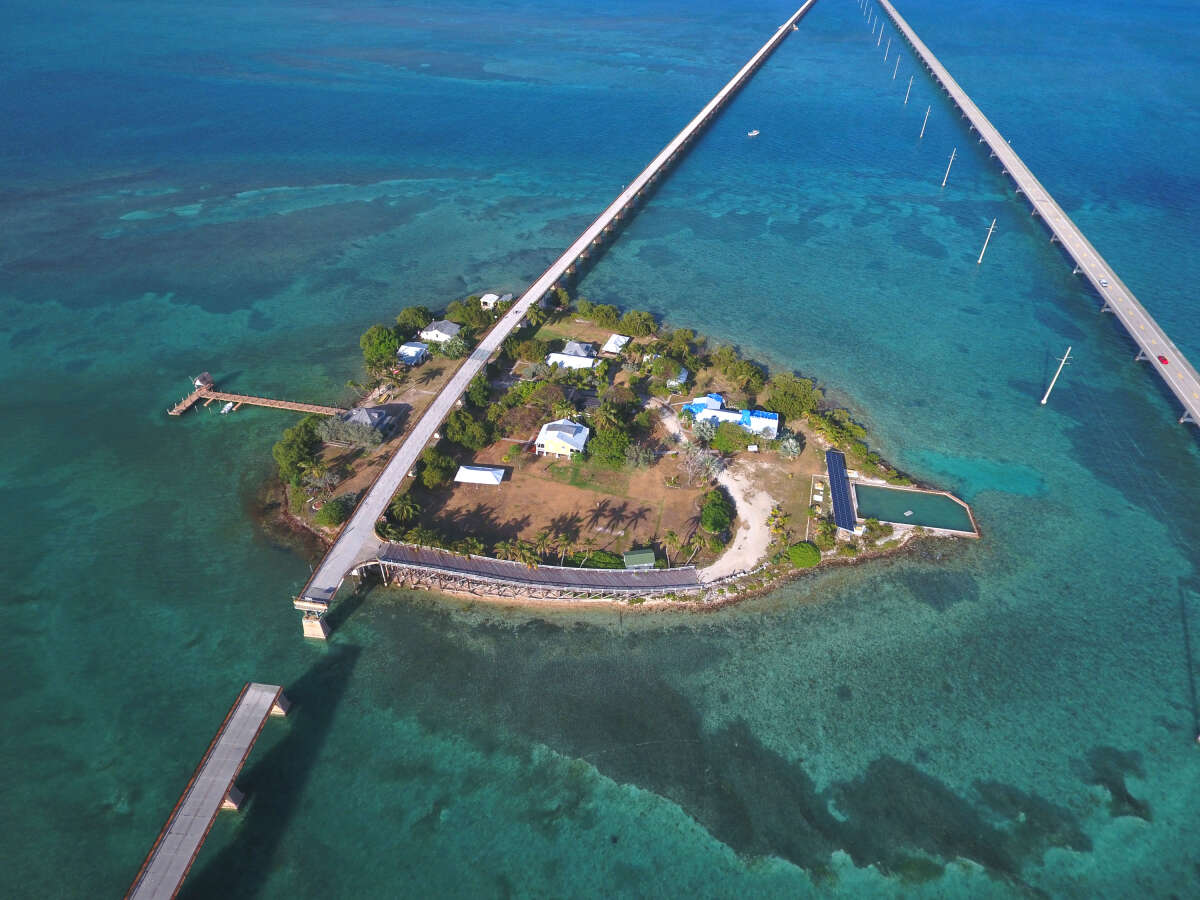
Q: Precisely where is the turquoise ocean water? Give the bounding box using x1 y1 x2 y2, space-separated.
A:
3 0 1199 895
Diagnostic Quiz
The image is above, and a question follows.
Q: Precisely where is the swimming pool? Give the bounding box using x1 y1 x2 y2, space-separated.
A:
852 484 976 533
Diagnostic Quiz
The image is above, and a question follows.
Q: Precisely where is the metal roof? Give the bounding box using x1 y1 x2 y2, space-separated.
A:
825 449 857 531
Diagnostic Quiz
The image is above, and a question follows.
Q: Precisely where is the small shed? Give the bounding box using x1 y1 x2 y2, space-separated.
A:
623 549 656 570
601 334 631 355
479 293 500 310
397 341 429 365
454 465 504 486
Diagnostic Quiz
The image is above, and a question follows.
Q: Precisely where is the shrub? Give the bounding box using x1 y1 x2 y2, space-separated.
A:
814 519 838 551
788 542 821 568
710 421 753 454
436 336 469 359
763 373 822 420
588 426 631 468
693 420 717 444
314 493 356 527
624 442 655 468
316 416 384 448
620 309 658 337
700 488 734 534
864 518 894 542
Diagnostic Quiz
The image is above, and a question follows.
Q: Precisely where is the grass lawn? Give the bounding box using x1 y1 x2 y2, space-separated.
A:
540 456 631 497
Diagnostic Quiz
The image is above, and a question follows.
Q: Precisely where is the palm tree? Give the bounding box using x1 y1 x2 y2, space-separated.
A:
663 530 681 566
578 537 598 567
552 533 574 565
454 536 485 557
589 402 620 432
404 525 442 548
683 533 705 566
516 541 540 570
533 529 553 560
389 493 421 526
524 305 548 329
493 539 520 562
552 400 577 421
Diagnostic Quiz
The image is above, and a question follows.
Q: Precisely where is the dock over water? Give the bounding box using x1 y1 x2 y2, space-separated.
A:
127 683 289 900
168 372 345 417
879 0 1200 427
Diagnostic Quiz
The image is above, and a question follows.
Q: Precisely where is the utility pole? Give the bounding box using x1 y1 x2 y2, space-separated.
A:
974 220 993 266
893 56 900 79
904 74 913 104
941 147 957 187
1041 347 1072 406
919 104 930 138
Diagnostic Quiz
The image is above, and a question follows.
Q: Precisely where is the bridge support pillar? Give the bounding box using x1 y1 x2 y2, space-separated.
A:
270 693 291 717
1182 412 1195 425
1073 265 1081 275
301 613 329 640
1136 350 1149 362
221 786 245 812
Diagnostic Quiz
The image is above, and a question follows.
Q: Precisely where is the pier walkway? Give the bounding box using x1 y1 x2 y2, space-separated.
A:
169 385 345 417
878 0 1200 427
293 1 818 636
128 683 289 900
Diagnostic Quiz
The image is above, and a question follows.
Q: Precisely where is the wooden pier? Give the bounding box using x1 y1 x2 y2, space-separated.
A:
127 683 289 900
167 373 345 417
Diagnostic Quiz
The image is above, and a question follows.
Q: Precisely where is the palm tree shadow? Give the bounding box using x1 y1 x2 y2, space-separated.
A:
179 645 361 900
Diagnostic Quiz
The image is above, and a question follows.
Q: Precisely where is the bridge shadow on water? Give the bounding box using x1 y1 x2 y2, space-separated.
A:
180 644 361 900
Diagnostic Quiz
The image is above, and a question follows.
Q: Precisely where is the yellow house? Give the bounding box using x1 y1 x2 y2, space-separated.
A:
535 419 590 458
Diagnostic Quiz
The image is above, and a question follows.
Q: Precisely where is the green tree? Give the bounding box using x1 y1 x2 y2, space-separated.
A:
524 304 548 329
419 446 456 490
764 372 822 420
395 306 433 335
710 421 753 454
814 519 838 551
438 336 469 359
454 536 486 556
360 324 400 373
590 304 621 328
404 525 444 548
513 338 549 362
620 309 658 337
272 415 322 486
589 401 621 432
444 409 491 451
466 373 490 408
588 426 631 468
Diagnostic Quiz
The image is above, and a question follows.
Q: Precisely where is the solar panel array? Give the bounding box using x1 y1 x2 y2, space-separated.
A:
825 450 857 531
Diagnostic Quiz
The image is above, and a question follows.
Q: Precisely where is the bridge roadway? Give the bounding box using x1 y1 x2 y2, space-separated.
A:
294 1 819 630
128 683 287 900
878 0 1200 427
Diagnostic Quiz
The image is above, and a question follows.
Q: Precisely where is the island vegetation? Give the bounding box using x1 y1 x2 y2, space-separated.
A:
267 286 961 606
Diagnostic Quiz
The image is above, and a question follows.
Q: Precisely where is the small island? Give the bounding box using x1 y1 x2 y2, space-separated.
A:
268 288 977 607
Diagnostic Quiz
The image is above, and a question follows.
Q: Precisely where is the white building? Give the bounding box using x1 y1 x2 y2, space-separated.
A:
546 353 596 371
419 320 461 343
454 465 504 486
478 293 500 310
601 334 631 355
535 419 590 457
396 341 429 365
666 366 690 390
562 340 594 358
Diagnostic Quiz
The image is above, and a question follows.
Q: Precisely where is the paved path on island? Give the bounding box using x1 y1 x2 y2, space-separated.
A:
128 683 284 900
878 0 1200 427
296 1 820 617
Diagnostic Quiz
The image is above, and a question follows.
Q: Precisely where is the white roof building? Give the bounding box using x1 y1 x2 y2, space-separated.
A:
546 352 596 370
478 293 500 310
601 334 631 354
562 340 595 358
535 419 590 457
397 341 429 365
666 366 690 390
454 465 504 486
419 320 461 343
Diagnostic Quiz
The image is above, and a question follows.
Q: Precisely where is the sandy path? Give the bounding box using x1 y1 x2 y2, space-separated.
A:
652 401 774 583
700 464 774 582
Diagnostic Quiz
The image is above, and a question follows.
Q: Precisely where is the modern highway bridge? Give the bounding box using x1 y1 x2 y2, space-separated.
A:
128 683 289 899
877 0 1200 427
293 1 818 637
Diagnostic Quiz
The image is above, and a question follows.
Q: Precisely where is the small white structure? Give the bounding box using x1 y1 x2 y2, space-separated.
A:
454 465 504 486
546 353 596 371
601 333 631 355
397 341 429 365
535 419 590 457
666 366 690 390
478 293 500 310
562 340 595 358
419 320 461 343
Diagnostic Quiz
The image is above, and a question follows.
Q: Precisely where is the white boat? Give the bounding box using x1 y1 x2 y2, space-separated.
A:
220 401 234 415
904 510 913 517
747 129 760 137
